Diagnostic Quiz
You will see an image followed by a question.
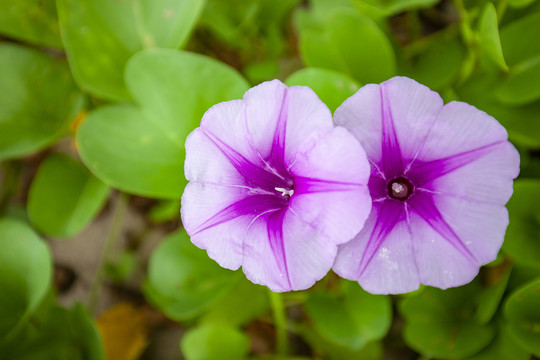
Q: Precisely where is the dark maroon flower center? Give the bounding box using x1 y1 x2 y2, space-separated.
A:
387 176 414 201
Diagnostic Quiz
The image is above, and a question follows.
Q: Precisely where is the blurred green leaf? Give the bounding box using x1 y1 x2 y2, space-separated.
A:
200 0 298 55
401 36 465 90
400 281 496 359
298 323 383 360
298 8 396 84
475 265 512 324
148 200 180 223
505 277 540 356
285 67 360 113
0 0 62 48
477 3 508 71
455 72 540 148
0 43 83 162
0 218 51 343
57 0 206 101
201 277 269 327
500 12 540 66
465 323 530 360
144 230 240 321
498 12 540 104
2 302 105 360
304 281 391 350
497 59 540 105
28 153 109 238
351 0 438 17
105 251 137 283
77 49 249 199
503 179 540 269
508 0 538 7
180 324 249 360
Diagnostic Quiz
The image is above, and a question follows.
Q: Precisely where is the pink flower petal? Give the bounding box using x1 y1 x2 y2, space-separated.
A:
407 208 480 289
334 77 443 167
181 182 250 269
244 80 334 167
289 127 372 244
416 101 511 162
333 205 420 294
242 209 338 292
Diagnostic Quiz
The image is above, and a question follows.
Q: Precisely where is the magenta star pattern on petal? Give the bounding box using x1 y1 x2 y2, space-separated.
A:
181 80 372 292
332 76 520 294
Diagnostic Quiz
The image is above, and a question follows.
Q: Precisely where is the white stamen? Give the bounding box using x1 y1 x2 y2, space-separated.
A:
391 182 405 195
275 187 294 197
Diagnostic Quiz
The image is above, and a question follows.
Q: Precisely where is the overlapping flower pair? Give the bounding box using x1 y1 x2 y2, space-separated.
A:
181 77 520 294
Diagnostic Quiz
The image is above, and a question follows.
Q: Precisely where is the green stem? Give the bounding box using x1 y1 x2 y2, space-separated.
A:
453 0 474 48
268 289 288 357
87 192 129 313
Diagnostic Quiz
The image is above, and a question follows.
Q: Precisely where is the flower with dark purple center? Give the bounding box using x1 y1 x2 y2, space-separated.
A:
181 80 372 292
333 76 520 294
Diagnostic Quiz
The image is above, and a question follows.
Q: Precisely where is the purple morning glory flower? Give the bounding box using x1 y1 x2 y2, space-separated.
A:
181 80 372 292
333 76 520 294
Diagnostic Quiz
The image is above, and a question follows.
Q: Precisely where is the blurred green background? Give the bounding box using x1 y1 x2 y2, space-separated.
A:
0 0 540 359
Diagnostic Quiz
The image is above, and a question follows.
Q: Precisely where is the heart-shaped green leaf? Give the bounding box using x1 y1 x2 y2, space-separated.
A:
57 0 206 101
400 281 496 359
0 218 52 343
505 277 540 356
144 230 240 321
0 0 62 48
285 67 360 113
76 49 249 199
28 153 110 238
304 281 391 350
180 324 250 360
0 43 83 162
498 12 540 105
297 8 396 84
503 179 540 269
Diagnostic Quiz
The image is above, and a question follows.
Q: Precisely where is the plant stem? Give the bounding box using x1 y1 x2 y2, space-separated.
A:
268 289 288 357
87 192 129 313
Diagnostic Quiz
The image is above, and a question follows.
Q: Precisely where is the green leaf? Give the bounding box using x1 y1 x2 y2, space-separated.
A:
148 200 181 223
0 0 62 48
0 218 52 343
400 281 496 359
105 251 137 283
455 72 540 148
298 8 396 84
497 58 540 105
401 36 466 90
181 324 249 360
304 281 391 350
298 323 383 360
505 277 540 356
497 12 540 104
0 43 83 162
76 49 249 199
503 179 540 269
351 0 438 17
465 323 530 360
475 265 512 324
201 277 269 327
57 0 206 101
477 3 508 71
508 0 538 8
2 302 105 360
500 12 540 67
28 153 110 238
285 68 360 113
144 230 240 321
